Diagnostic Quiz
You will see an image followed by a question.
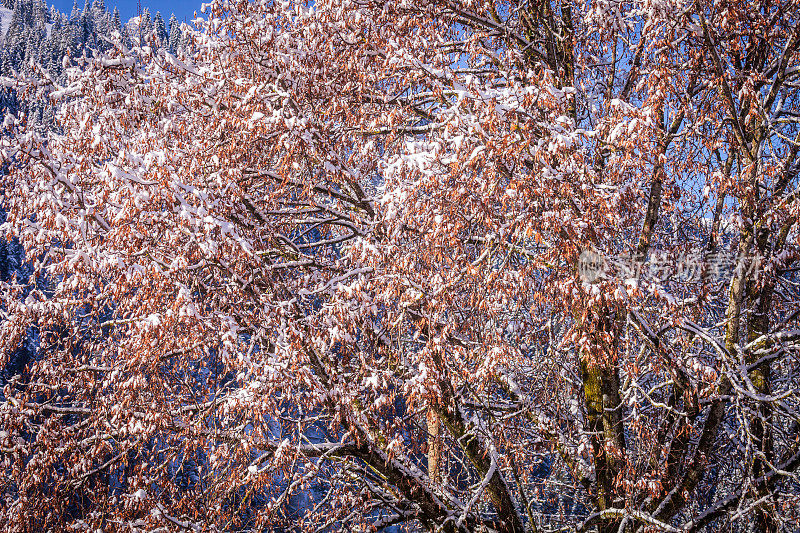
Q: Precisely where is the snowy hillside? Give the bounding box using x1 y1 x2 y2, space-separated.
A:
0 7 12 37
0 5 52 39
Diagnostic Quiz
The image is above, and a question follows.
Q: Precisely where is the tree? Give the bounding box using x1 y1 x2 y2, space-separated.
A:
68 0 79 21
137 7 152 44
1 0 800 531
167 12 179 54
152 11 167 45
111 6 121 35
91 0 104 16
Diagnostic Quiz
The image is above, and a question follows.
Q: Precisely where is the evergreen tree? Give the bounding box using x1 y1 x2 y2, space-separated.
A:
69 0 79 21
40 24 55 71
33 2 45 29
5 1 26 66
1 51 12 75
24 26 42 66
167 13 179 53
152 10 166 44
79 11 93 48
179 28 191 53
138 7 151 43
120 23 130 48
111 6 120 35
41 98 53 125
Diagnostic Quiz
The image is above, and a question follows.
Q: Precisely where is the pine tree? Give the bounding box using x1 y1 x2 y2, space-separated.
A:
1 50 12 76
152 10 166 44
92 3 108 44
111 6 120 34
179 28 191 54
67 14 82 53
79 11 92 48
138 7 151 43
5 0 25 65
33 0 45 30
167 13 179 53
41 98 53 125
24 26 41 65
120 23 130 49
40 26 56 71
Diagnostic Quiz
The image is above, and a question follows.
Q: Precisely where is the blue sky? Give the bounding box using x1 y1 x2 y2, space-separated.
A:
51 0 204 24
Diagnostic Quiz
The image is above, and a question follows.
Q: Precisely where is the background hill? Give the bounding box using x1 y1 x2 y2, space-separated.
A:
0 0 185 392
0 0 186 125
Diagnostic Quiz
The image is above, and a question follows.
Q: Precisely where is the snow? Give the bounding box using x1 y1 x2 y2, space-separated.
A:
0 7 52 38
126 14 142 34
0 7 12 38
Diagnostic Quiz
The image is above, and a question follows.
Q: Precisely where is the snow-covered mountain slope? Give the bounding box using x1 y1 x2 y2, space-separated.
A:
0 7 13 38
0 5 52 39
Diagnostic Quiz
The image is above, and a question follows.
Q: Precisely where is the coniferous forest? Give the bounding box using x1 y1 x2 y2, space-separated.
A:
0 0 186 126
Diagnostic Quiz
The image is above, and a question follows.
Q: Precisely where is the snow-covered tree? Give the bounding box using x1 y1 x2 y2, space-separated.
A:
137 7 151 43
152 10 166 45
111 6 120 35
167 12 178 53
1 1 800 532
